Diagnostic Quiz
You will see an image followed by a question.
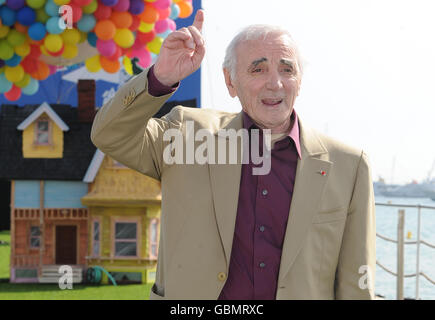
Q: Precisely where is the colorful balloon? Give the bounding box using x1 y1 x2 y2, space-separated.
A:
77 14 96 32
85 54 101 72
5 64 25 83
44 33 63 52
95 20 116 40
4 84 21 100
114 28 134 48
100 55 120 73
0 73 13 93
21 77 39 94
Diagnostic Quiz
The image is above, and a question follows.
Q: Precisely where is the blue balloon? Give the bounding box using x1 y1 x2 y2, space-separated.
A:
17 6 36 26
0 0 6 6
0 73 13 94
87 32 97 47
128 0 144 15
0 6 16 26
5 54 21 67
29 22 47 41
0 60 4 68
22 78 39 95
46 17 63 34
170 3 180 20
45 0 59 17
6 0 25 10
77 14 96 33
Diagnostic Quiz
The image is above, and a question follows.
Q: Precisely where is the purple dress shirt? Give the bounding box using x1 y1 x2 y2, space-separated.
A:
218 111 301 300
147 67 302 300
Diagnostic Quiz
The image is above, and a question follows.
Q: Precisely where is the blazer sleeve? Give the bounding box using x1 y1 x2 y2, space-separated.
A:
335 151 376 299
90 67 181 181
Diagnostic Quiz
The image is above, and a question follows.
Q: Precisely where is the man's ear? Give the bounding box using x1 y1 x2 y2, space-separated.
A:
223 68 237 98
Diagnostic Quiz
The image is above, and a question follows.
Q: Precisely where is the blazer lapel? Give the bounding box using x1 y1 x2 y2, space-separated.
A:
278 119 333 283
208 112 244 268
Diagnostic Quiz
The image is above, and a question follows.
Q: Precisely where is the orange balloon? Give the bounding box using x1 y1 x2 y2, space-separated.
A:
178 1 193 18
100 55 120 73
139 5 159 24
14 22 28 33
30 61 50 80
94 20 116 40
111 11 133 29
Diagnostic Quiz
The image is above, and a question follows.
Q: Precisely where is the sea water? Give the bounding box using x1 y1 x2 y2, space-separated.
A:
374 196 435 300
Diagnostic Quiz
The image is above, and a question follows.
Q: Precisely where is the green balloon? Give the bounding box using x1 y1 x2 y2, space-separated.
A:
7 30 26 47
35 8 50 24
0 40 14 61
26 0 46 10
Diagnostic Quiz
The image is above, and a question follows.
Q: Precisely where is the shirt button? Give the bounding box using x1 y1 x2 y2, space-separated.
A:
217 272 226 281
259 262 266 268
262 189 268 196
259 226 265 232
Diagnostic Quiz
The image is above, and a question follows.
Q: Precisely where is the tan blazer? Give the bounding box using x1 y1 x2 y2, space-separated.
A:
91 68 376 300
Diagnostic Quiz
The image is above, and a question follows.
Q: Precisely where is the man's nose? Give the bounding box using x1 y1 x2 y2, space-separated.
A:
265 71 283 91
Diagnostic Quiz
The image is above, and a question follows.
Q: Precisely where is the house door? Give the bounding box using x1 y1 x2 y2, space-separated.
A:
55 225 77 265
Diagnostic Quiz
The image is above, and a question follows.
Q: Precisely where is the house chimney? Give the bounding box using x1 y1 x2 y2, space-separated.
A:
77 79 96 123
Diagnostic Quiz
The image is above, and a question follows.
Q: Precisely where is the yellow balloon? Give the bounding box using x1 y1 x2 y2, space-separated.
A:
44 34 63 52
61 44 78 59
85 55 102 73
5 65 24 83
123 56 133 75
53 0 70 4
15 42 31 57
61 29 81 45
138 22 154 33
15 73 31 88
147 36 163 55
0 25 9 39
114 29 134 48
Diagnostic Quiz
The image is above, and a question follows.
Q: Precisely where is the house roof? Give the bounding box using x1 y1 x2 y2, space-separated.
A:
0 98 197 181
17 102 70 131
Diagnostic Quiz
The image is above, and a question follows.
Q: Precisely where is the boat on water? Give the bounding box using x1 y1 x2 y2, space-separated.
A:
374 179 435 200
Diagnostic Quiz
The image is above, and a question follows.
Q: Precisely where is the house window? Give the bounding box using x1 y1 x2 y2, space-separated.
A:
35 119 49 145
149 218 159 259
114 222 137 257
30 226 41 249
92 220 100 257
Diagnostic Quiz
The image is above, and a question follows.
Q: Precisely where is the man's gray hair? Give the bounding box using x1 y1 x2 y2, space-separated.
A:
222 24 304 81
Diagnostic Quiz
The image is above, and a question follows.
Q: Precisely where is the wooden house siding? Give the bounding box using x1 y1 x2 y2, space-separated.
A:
44 181 88 208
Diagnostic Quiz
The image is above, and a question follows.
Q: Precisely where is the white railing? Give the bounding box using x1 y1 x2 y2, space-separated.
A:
375 203 435 300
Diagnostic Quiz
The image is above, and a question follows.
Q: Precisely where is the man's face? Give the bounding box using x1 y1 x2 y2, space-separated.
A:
224 32 301 133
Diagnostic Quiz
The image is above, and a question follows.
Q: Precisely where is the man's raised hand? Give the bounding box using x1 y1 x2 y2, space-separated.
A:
153 9 205 87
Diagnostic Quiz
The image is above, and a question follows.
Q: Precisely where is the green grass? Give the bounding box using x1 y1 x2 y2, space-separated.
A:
0 230 152 300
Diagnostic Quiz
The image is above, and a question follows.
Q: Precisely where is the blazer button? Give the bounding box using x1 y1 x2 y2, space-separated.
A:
217 272 226 281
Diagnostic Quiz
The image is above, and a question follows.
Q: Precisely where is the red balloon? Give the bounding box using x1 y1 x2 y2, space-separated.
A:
129 15 140 32
22 57 39 73
94 4 112 20
46 45 65 57
5 85 22 101
137 29 156 44
70 4 83 23
28 45 41 59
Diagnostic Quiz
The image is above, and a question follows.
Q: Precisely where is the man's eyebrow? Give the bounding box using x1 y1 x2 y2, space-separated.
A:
249 58 267 68
280 59 295 67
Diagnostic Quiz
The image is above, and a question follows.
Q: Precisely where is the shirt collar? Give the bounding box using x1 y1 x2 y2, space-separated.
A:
242 109 302 159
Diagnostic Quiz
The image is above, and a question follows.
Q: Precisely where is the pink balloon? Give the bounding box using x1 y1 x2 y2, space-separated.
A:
167 19 176 31
153 0 171 10
132 47 151 69
49 64 57 75
97 39 117 57
113 0 129 12
155 19 169 34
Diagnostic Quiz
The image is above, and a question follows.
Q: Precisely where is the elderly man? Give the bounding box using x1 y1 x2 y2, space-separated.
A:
91 10 376 300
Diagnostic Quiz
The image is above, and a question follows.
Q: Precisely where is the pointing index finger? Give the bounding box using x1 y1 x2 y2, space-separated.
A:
192 9 204 32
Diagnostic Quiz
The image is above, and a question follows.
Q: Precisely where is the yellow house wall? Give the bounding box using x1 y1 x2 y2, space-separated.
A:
22 116 63 158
